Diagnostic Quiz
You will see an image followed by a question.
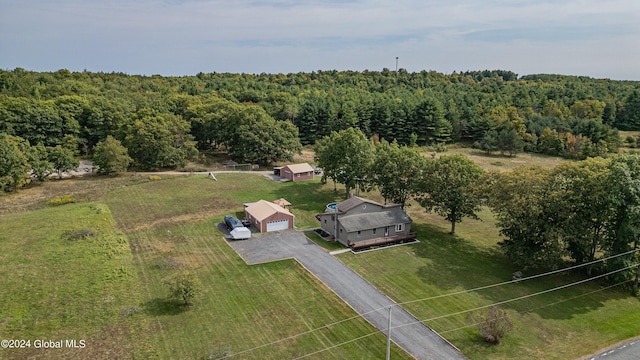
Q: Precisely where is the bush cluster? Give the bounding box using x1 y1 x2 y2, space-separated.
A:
47 194 76 206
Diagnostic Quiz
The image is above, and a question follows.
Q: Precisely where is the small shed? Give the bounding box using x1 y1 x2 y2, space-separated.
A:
244 200 295 232
279 163 315 182
273 198 292 209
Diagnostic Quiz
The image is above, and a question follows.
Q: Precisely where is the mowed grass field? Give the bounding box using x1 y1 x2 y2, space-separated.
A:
1 147 639 359
340 206 640 359
0 174 410 359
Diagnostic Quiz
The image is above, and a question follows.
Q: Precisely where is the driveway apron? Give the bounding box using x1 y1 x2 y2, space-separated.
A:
227 230 466 360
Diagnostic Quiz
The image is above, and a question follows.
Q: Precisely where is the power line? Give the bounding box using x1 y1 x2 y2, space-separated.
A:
291 274 635 359
399 248 639 307
225 250 638 358
292 332 379 360
390 262 639 332
298 273 636 359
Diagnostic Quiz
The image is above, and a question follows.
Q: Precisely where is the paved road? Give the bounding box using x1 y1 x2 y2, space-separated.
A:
586 338 640 360
226 229 466 360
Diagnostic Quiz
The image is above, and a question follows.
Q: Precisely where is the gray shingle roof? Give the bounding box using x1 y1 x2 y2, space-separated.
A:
336 196 383 213
339 209 411 232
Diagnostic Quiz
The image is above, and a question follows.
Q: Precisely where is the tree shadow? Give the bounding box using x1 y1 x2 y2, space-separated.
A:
411 223 631 320
270 180 343 213
142 298 190 316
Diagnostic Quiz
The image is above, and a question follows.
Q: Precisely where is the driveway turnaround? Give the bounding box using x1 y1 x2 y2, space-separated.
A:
226 230 466 360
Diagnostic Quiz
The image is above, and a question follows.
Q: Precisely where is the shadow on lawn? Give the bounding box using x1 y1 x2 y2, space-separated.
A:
143 298 192 316
412 223 627 320
270 180 344 213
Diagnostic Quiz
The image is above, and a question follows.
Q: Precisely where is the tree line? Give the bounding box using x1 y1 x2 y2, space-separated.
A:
315 128 640 289
0 68 639 187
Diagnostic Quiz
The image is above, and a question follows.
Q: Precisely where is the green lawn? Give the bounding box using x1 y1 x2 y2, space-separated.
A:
2 170 640 359
0 202 154 359
339 205 640 360
103 174 409 359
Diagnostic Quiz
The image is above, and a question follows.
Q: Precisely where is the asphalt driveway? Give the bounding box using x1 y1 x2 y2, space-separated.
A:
226 230 466 360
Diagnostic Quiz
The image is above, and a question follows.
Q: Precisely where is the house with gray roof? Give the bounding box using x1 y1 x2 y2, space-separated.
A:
316 196 415 249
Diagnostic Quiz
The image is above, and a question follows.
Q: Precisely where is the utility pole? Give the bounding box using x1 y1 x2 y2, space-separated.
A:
386 306 392 360
334 207 339 244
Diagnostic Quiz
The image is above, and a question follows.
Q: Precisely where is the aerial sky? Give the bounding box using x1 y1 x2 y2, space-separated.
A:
1 0 639 80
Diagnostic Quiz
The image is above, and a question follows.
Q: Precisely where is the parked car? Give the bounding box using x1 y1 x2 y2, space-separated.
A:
224 216 244 230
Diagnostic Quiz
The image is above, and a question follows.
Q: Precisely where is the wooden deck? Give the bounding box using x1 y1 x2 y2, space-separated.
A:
349 232 417 250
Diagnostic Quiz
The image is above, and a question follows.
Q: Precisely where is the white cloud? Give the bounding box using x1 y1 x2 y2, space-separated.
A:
0 0 638 79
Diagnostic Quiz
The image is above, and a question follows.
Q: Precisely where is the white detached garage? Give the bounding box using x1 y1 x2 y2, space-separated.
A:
244 200 295 233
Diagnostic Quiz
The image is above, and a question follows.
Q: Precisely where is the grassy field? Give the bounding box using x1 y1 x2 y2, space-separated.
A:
0 202 155 359
1 149 639 359
340 205 640 359
430 145 569 172
0 174 409 359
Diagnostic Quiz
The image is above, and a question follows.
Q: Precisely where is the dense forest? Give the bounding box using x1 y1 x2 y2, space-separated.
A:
1 67 640 179
2 67 640 286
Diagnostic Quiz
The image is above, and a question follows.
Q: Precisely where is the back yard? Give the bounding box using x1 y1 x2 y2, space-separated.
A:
1 169 639 359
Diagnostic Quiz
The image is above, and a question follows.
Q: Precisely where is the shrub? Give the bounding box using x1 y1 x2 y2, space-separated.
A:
47 194 76 206
62 228 94 241
471 306 513 345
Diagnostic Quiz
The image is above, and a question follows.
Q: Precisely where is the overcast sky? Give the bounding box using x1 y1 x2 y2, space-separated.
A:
1 0 639 80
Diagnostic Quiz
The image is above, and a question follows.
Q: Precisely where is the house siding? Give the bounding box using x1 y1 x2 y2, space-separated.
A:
292 171 314 181
259 212 295 232
244 201 295 233
281 164 314 182
344 222 412 244
316 197 413 247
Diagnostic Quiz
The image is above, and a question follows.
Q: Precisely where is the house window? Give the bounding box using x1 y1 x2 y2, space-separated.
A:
340 229 343 233
357 231 361 238
372 228 377 235
297 173 300 177
396 223 404 232
324 219 327 224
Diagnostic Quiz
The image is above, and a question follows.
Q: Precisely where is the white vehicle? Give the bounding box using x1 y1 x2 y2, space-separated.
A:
230 227 251 240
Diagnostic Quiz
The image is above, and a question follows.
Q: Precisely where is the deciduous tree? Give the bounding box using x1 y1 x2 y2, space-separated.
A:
0 133 30 190
487 165 570 270
314 127 374 198
93 135 132 175
229 106 302 166
370 140 425 208
414 154 484 235
47 145 77 179
162 271 203 307
28 143 52 181
124 111 197 169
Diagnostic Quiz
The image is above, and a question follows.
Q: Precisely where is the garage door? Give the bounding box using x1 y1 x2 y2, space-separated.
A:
266 219 289 232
